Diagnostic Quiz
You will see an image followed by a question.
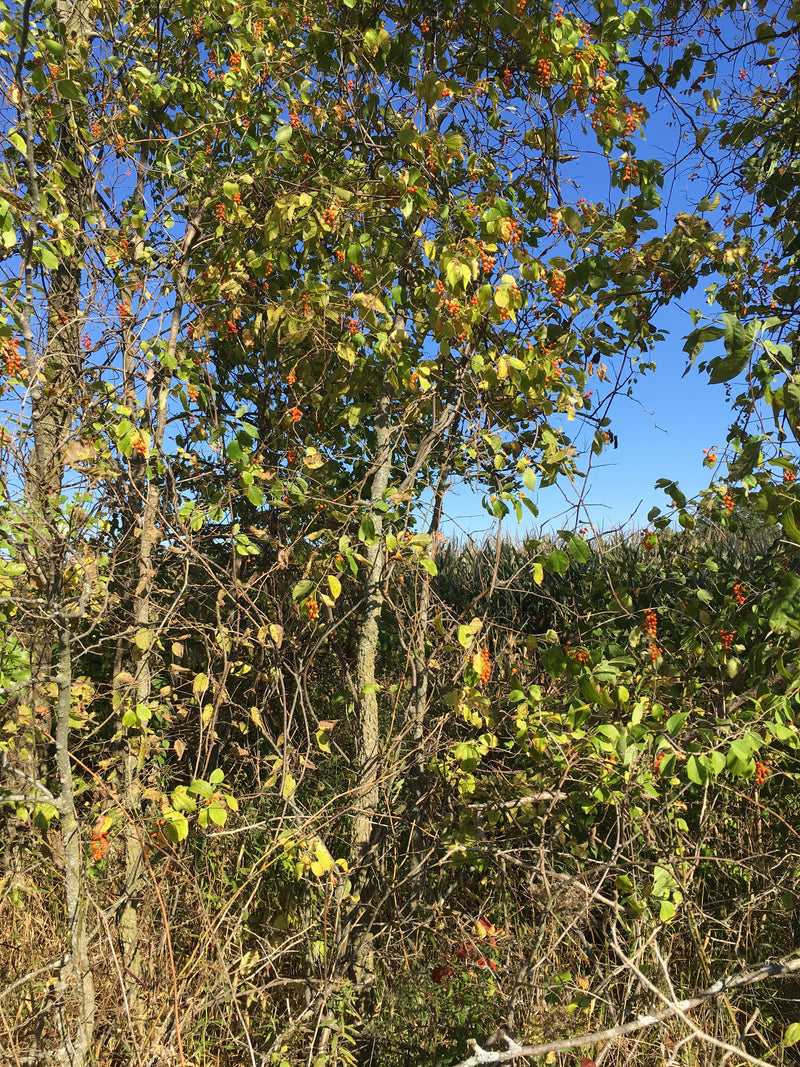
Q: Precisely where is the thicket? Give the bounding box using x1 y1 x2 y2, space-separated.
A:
1 0 800 1064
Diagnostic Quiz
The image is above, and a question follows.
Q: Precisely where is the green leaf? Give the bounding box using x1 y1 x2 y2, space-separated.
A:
784 1023 800 1047
209 804 227 826
540 644 566 678
33 244 58 270
292 578 314 601
246 484 264 507
707 314 752 384
57 79 88 103
565 535 591 564
545 548 570 574
768 572 800 633
686 754 707 785
666 711 689 735
164 812 189 843
659 899 676 922
275 125 293 144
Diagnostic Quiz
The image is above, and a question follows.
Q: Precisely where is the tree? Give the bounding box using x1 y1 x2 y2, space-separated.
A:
0 0 798 1063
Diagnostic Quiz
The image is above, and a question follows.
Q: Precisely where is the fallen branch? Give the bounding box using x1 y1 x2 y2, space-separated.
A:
454 954 800 1067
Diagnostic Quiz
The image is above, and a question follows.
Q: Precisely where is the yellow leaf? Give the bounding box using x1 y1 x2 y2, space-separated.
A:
351 292 387 315
250 706 267 733
134 628 153 651
269 623 283 648
281 773 297 799
314 840 334 872
496 356 509 379
328 574 341 600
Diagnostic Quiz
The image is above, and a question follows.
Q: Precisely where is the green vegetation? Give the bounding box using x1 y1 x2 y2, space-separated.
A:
0 0 799 1063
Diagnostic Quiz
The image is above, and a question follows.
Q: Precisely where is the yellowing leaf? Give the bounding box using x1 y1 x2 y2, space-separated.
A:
351 292 387 315
269 623 284 648
328 574 342 600
303 448 326 469
496 357 509 379
193 673 209 699
472 650 489 677
281 772 297 799
250 706 267 733
313 840 334 873
134 628 153 651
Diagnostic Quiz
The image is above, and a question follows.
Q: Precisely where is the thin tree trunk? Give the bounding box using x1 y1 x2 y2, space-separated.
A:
54 620 95 1067
351 379 394 865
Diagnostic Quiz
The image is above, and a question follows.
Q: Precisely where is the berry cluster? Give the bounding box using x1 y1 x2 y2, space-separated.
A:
91 821 109 862
624 105 645 133
289 406 302 423
537 58 551 87
478 649 491 683
643 610 657 638
215 203 225 221
719 629 735 651
548 270 565 305
723 492 735 514
754 759 771 786
478 243 496 274
732 582 746 607
306 597 320 622
3 337 22 377
568 645 590 665
620 163 639 185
